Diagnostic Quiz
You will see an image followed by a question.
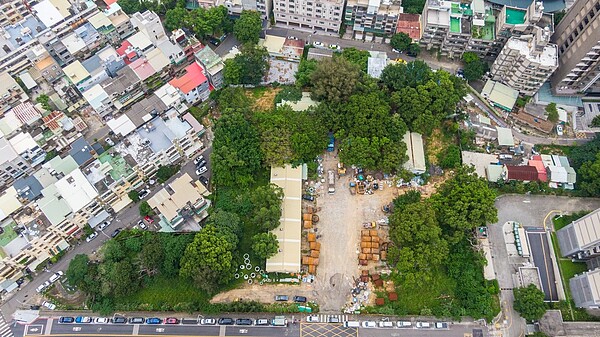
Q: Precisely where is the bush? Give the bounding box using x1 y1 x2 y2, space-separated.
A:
128 190 140 203
156 165 180 184
274 86 303 105
139 201 154 216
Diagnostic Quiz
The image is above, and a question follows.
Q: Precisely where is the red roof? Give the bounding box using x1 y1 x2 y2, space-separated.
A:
528 160 548 182
117 41 132 58
105 0 117 6
169 62 208 94
396 13 421 41
42 110 65 131
129 58 156 81
506 165 539 181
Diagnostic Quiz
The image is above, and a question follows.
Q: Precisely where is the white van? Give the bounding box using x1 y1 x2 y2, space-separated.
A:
378 321 394 328
343 321 360 328
397 321 412 328
416 322 431 328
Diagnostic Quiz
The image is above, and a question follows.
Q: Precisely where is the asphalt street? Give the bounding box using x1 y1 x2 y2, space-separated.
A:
526 229 559 302
489 195 600 337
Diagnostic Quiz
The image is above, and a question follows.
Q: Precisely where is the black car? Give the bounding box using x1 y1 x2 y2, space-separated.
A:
129 317 145 324
111 228 122 238
59 317 75 323
218 318 234 325
293 296 307 303
113 317 127 324
235 318 253 326
199 176 209 187
302 194 315 201
196 159 207 168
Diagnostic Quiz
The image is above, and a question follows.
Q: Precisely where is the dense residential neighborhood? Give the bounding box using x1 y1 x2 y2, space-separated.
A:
0 0 599 336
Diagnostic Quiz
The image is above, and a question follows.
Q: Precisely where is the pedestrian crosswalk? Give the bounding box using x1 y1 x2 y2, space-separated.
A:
316 314 349 323
0 313 14 337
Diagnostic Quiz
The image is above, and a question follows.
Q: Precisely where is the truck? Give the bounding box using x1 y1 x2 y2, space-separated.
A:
327 170 335 194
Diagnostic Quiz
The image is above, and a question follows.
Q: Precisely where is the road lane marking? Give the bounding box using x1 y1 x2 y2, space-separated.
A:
132 324 139 336
45 318 53 335
219 325 225 336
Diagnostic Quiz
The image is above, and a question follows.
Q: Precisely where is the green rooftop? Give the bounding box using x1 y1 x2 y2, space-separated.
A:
98 152 133 181
451 3 473 16
472 21 496 40
450 17 461 33
505 7 526 25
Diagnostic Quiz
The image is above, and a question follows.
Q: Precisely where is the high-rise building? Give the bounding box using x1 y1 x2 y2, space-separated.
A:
550 0 600 95
489 1 558 95
344 0 402 40
273 0 344 33
216 0 272 20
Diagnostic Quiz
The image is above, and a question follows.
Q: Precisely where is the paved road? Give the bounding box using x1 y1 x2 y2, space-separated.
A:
489 195 600 337
526 229 559 302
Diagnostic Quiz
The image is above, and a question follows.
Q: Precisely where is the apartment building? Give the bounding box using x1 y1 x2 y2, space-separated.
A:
344 0 402 40
217 0 272 19
0 71 27 112
105 3 135 40
130 10 165 44
490 2 557 95
273 0 344 33
195 45 225 89
0 0 29 27
550 0 600 95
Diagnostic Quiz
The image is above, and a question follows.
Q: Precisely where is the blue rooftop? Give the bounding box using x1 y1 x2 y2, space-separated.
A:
68 137 94 166
2 16 46 49
136 116 191 154
82 55 103 74
537 82 583 107
14 175 43 201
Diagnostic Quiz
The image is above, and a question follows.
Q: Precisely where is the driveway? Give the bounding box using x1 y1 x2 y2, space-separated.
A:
488 195 600 337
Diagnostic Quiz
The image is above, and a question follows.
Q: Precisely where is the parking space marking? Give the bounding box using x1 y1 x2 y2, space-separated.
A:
300 323 357 337
25 325 43 335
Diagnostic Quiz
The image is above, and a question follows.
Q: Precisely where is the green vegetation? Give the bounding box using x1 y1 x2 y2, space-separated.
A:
251 232 279 259
233 11 263 45
295 59 318 88
545 103 559 123
163 5 231 40
513 284 547 322
462 52 488 82
515 95 531 108
339 47 371 73
139 201 154 217
0 224 18 247
274 86 302 105
553 211 590 231
224 45 270 85
36 94 53 112
128 190 140 203
156 164 180 183
591 115 600 127
401 0 426 14
390 33 420 56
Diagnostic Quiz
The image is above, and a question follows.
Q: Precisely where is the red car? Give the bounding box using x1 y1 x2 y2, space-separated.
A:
144 215 154 224
165 318 179 324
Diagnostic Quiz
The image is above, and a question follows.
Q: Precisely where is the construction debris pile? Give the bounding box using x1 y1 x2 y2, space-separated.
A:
301 205 321 274
348 170 391 195
359 229 386 265
343 270 386 314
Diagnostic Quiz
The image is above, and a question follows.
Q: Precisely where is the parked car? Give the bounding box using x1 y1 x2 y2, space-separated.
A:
136 220 147 230
328 316 340 323
378 321 394 328
138 189 150 199
255 319 269 326
235 318 253 325
59 317 75 324
416 322 431 328
196 166 208 175
113 317 127 324
36 284 46 293
361 321 376 328
306 315 319 323
218 318 234 325
302 194 315 201
392 48 401 53
329 44 340 50
199 176 209 187
111 228 122 238
105 137 115 146
146 318 162 324
165 318 179 324
86 232 98 242
200 318 216 325
397 321 412 328
193 155 205 165
314 41 324 47
274 295 289 301
196 159 207 168
75 317 92 323
95 317 110 324
144 216 154 224
98 221 110 231
42 301 56 310
287 36 299 40
129 317 145 324
435 322 449 329
293 296 307 303
49 271 63 283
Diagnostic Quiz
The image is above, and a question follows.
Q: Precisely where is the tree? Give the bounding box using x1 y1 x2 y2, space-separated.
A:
388 201 448 284
310 57 361 103
66 254 90 288
128 190 140 203
156 165 179 183
591 115 600 127
223 45 269 85
233 10 262 45
340 48 370 73
390 33 412 52
99 260 140 297
295 58 318 88
164 7 189 32
554 10 566 26
392 190 421 211
381 60 432 91
402 0 425 14
117 0 142 13
179 225 234 293
249 184 284 231
139 201 154 217
207 209 242 247
408 43 421 56
513 284 547 322
578 152 600 197
251 232 279 259
139 236 164 276
36 94 53 111
462 52 487 81
432 165 497 243
437 144 461 169
545 102 559 123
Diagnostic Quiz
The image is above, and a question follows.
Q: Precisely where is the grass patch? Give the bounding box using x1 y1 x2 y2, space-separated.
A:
552 211 590 231
121 276 209 307
0 224 18 247
248 87 268 98
535 144 575 156
394 268 456 314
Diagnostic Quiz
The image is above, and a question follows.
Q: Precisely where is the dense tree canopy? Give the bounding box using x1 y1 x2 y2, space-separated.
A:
381 60 432 91
578 152 600 197
339 48 371 73
233 10 262 45
164 6 231 39
310 57 361 103
224 45 269 85
462 52 487 81
295 58 318 88
513 284 547 321
545 103 559 123
390 33 412 52
251 232 279 259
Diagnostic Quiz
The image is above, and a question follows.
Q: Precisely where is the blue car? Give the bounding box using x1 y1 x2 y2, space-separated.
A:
75 317 92 323
146 318 162 324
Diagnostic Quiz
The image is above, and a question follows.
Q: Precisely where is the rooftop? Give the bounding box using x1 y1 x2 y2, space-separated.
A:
169 62 207 94
482 79 519 111
194 45 222 70
505 7 526 25
68 137 94 166
11 101 41 125
496 126 515 146
0 137 18 165
13 175 43 201
367 57 387 79
147 173 206 223
461 151 499 178
106 114 136 137
129 58 157 81
32 0 64 28
0 15 46 50
64 61 90 85
127 31 153 51
137 115 190 153
45 154 78 176
396 13 421 40
0 187 21 221
506 36 557 67
145 48 170 72
124 95 166 127
505 165 539 181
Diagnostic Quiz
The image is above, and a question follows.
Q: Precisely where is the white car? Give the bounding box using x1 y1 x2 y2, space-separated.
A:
98 221 110 231
329 44 340 50
378 321 394 328
196 166 208 175
306 315 319 323
36 284 46 293
397 321 412 328
105 138 115 146
361 321 376 328
416 322 431 328
85 232 98 242
313 41 324 47
42 301 56 310
200 318 216 325
138 188 151 199
49 271 63 283
96 317 110 324
193 155 205 165
137 220 147 230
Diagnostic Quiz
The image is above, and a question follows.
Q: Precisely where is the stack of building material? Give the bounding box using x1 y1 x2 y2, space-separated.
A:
359 229 381 265
303 232 320 274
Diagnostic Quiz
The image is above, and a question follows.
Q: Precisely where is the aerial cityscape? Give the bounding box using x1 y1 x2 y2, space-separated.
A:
0 0 599 336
